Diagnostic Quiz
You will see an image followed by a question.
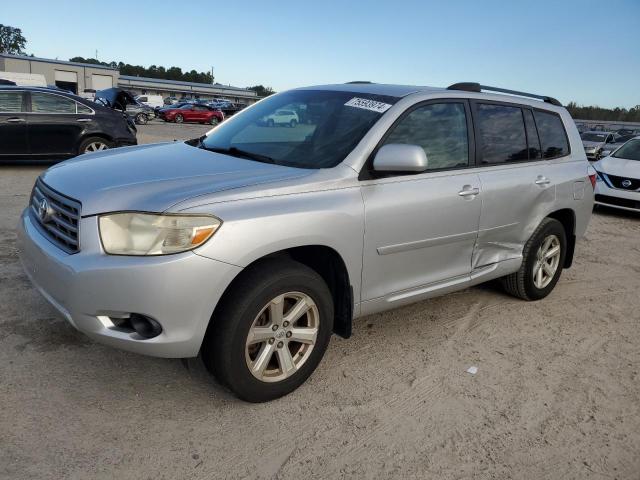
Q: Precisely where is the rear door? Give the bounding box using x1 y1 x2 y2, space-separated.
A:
0 90 28 156
471 101 556 268
27 91 84 155
360 100 482 301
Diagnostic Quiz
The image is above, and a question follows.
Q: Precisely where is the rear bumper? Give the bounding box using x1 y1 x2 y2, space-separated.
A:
17 209 242 358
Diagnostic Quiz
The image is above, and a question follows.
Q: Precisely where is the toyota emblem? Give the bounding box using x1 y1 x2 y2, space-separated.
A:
37 198 53 223
621 179 632 188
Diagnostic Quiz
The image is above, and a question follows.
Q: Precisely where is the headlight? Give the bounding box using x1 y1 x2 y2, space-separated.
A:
99 213 221 255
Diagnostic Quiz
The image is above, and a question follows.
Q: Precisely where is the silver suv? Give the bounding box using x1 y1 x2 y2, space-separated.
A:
18 82 594 402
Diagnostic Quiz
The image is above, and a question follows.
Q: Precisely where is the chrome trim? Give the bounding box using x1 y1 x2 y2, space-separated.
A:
29 179 81 254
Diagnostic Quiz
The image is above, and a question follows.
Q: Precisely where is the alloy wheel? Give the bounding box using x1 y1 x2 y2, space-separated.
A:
245 292 319 383
533 234 561 289
84 142 109 153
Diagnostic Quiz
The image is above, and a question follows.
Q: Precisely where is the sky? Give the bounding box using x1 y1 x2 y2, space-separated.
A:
3 0 639 108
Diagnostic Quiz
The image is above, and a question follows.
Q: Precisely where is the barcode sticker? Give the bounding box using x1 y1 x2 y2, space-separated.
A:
344 97 392 113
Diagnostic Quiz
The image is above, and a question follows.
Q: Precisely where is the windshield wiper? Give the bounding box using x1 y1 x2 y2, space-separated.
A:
201 145 276 164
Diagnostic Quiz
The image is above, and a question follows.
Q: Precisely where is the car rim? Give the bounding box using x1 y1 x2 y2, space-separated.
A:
176 115 183 123
245 292 319 383
85 142 109 153
533 234 561 289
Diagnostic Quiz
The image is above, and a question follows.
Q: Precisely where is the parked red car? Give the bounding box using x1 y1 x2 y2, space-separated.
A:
159 104 224 125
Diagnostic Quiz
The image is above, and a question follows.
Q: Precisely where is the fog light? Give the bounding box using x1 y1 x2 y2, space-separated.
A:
130 313 163 339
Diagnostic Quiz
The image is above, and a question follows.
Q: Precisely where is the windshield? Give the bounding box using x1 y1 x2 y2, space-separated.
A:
612 139 640 161
582 133 607 142
200 89 399 169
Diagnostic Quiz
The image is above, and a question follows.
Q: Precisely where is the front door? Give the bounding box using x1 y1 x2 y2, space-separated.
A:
360 101 482 302
0 91 28 156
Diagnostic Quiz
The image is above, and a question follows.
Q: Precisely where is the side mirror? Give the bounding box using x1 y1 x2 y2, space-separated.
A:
373 144 428 173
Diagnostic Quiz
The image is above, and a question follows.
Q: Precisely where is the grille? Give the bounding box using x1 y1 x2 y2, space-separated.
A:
595 194 640 210
30 179 81 253
605 173 640 191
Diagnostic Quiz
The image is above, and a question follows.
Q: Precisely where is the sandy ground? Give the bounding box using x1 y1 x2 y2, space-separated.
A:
1 122 640 479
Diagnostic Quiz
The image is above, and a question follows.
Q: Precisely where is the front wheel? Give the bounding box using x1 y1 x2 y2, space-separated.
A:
174 114 184 123
501 218 567 301
289 119 297 128
209 116 219 126
202 259 334 402
135 113 148 125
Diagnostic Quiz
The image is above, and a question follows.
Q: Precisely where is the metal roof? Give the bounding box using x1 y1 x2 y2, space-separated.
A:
118 75 255 94
0 53 118 71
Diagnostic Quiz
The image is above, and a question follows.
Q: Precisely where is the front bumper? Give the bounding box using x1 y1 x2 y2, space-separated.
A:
594 180 640 212
585 149 600 160
17 209 242 358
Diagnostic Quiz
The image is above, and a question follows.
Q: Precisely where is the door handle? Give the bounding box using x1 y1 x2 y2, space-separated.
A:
458 186 480 197
535 176 551 186
77 118 92 123
6 117 25 123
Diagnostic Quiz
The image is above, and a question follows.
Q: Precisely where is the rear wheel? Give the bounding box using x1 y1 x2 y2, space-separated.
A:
267 119 274 127
202 259 333 402
78 137 113 155
289 119 297 128
135 113 148 125
175 114 184 123
209 116 219 126
501 218 567 300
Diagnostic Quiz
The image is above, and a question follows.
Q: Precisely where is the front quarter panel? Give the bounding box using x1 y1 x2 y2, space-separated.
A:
184 188 365 306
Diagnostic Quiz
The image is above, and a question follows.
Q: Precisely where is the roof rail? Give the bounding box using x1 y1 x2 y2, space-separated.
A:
345 81 373 84
447 82 562 107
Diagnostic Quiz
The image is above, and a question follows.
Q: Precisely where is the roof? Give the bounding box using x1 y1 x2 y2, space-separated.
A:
295 83 444 97
0 53 118 71
118 75 255 94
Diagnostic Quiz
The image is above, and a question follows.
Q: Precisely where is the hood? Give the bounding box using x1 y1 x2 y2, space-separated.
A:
95 87 137 110
40 142 312 215
594 156 640 178
582 140 604 148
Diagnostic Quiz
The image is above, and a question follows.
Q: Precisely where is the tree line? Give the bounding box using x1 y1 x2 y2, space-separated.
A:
565 102 640 123
69 57 214 84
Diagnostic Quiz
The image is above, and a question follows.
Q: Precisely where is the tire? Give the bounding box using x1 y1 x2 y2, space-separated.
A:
289 119 297 128
209 116 219 126
135 113 148 125
501 218 567 301
78 137 113 155
202 258 334 402
175 114 184 123
267 119 274 127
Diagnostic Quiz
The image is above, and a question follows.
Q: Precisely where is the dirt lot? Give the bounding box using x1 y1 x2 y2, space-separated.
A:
1 122 640 479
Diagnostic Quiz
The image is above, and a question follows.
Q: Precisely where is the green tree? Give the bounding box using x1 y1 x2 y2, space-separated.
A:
248 85 275 97
0 24 27 55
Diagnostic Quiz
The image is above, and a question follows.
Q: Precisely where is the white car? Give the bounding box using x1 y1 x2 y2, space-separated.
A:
593 136 640 212
263 109 299 127
135 94 164 109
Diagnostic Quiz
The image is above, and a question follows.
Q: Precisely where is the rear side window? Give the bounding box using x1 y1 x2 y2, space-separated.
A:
77 103 93 114
31 93 76 114
476 104 528 164
0 92 24 112
383 102 469 170
533 110 569 158
523 109 541 159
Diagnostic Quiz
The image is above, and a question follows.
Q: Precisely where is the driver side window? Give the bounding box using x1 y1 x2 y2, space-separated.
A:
383 102 469 170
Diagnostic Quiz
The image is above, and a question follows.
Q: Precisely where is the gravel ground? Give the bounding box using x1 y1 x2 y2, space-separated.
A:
1 122 639 479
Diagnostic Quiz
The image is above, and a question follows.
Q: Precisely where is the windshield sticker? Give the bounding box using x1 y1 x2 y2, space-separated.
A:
344 97 392 113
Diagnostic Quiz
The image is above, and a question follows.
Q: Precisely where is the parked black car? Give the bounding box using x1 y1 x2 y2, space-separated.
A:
94 88 154 125
0 86 137 160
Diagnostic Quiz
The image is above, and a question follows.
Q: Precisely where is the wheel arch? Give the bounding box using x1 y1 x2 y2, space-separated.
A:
205 245 354 348
546 208 576 268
